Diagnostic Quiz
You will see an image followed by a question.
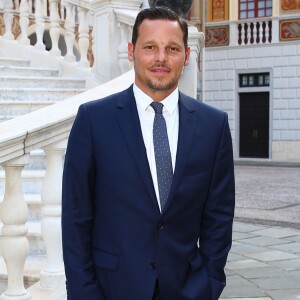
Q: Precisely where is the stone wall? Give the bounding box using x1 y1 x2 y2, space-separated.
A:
204 42 300 162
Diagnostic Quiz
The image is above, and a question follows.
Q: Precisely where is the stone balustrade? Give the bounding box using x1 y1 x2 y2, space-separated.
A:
236 17 273 45
206 17 282 47
0 0 93 67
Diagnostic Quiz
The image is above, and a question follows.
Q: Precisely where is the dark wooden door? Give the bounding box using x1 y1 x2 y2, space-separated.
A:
239 92 269 158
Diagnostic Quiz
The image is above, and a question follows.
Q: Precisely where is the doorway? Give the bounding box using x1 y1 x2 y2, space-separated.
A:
239 92 269 158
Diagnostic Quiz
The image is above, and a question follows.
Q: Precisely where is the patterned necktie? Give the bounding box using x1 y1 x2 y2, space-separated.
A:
151 102 173 211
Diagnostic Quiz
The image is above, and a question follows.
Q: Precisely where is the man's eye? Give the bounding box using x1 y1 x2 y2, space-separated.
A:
169 47 178 52
145 46 154 50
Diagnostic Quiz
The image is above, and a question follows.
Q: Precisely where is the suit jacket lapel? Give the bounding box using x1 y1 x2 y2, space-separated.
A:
116 86 159 213
162 93 197 214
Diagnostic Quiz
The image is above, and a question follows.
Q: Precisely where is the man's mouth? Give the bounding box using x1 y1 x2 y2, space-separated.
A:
149 65 171 73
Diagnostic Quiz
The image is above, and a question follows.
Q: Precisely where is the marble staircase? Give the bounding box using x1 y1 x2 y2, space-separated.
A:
0 57 87 294
0 57 86 121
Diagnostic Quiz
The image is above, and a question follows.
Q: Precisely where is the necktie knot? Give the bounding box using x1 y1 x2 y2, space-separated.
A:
151 102 163 114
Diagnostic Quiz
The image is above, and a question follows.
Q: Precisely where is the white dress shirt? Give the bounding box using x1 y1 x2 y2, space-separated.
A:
133 84 179 211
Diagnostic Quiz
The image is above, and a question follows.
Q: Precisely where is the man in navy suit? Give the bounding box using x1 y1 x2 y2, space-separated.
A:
62 6 235 300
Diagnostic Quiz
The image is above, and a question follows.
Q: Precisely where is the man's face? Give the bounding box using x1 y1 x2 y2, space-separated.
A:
128 19 190 101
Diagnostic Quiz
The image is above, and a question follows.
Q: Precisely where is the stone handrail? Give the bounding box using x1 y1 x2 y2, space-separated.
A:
0 70 135 164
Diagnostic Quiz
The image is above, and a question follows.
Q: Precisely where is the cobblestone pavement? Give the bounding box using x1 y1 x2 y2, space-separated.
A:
220 164 300 300
234 164 300 229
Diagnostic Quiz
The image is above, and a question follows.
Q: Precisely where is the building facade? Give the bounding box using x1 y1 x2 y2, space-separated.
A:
192 0 300 162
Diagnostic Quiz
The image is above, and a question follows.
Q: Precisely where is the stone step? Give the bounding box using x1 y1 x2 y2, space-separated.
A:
0 76 85 89
0 57 30 67
0 101 56 118
0 65 59 77
0 87 86 102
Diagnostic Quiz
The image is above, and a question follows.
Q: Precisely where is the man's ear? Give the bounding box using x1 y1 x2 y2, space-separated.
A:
128 43 134 62
184 47 191 66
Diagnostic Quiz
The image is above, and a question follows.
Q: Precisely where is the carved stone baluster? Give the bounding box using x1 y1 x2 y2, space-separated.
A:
118 22 130 74
49 0 61 56
19 0 30 45
42 0 48 17
60 1 64 21
265 21 270 43
35 0 46 50
246 22 251 45
64 2 76 62
3 0 14 40
78 6 90 68
253 21 258 44
241 23 246 45
40 140 66 288
0 155 31 300
259 21 263 43
28 0 33 14
14 0 20 11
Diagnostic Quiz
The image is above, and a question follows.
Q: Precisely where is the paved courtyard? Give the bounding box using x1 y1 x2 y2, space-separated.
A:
220 164 300 300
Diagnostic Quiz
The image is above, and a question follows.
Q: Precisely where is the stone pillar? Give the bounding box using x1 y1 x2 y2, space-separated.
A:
64 2 76 62
91 0 140 82
39 140 67 289
19 0 30 45
34 0 46 51
78 6 90 68
3 0 14 40
179 26 204 99
0 155 31 300
49 0 61 56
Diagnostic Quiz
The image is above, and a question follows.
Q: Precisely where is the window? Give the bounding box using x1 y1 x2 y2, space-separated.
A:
239 0 272 19
239 73 270 87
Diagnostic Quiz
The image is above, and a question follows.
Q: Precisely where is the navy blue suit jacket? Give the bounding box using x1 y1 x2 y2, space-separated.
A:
62 85 235 300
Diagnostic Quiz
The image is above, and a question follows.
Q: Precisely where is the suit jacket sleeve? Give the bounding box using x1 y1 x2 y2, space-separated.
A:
200 113 235 300
62 104 106 300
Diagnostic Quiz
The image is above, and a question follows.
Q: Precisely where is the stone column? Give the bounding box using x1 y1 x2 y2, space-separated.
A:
179 26 204 99
39 140 66 289
3 0 14 40
78 6 90 68
0 155 31 300
19 0 30 45
91 0 141 82
49 0 61 56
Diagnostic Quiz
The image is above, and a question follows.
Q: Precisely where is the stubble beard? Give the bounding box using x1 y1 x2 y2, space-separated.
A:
146 76 178 92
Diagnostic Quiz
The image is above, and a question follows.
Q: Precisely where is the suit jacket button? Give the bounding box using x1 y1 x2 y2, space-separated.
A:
157 222 164 230
150 262 157 270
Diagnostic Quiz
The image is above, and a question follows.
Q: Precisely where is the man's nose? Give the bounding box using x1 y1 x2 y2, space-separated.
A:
155 48 167 62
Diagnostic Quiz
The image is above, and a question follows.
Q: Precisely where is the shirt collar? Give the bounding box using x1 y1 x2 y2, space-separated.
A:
133 84 179 115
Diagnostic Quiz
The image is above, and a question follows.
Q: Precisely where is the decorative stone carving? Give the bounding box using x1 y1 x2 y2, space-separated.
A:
148 0 193 17
280 19 300 40
212 0 225 21
205 26 229 47
281 0 300 11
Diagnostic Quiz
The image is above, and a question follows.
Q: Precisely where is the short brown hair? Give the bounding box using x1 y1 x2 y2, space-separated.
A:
131 6 188 49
